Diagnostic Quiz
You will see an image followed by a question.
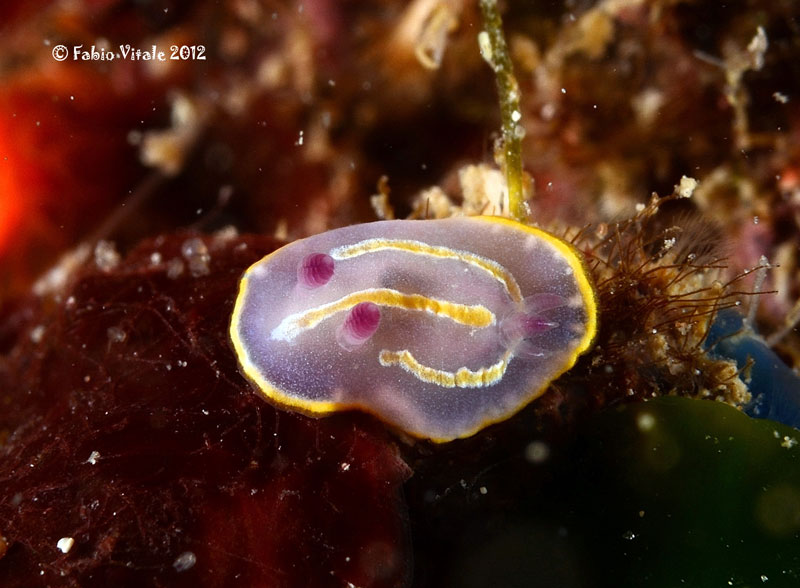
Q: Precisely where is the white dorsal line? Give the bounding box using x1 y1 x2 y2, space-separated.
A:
329 238 523 303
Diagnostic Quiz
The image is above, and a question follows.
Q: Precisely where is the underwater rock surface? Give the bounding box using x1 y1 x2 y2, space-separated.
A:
0 233 411 588
2 232 800 587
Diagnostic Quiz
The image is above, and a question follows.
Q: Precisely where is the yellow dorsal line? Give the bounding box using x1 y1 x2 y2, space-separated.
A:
270 288 495 342
330 238 523 303
378 348 515 389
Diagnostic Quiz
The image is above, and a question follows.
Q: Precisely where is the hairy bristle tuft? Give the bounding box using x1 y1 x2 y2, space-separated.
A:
561 194 755 412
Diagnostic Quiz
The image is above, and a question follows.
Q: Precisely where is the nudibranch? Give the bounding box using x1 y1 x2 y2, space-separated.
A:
230 216 597 442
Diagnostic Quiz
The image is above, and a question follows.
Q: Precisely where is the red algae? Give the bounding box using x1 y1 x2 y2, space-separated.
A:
0 233 411 588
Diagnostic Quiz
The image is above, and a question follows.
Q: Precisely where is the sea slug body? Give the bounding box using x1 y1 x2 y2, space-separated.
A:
230 216 597 442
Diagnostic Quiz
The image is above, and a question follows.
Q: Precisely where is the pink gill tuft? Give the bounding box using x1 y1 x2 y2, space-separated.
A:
297 253 335 288
336 302 381 351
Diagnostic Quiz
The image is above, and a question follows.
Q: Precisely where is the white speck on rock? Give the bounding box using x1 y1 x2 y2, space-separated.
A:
173 551 197 572
94 240 121 272
57 537 74 554
30 325 45 343
166 258 185 279
181 237 211 277
107 326 126 344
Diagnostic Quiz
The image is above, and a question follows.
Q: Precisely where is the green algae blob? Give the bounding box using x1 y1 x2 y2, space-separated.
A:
569 396 800 587
431 396 800 588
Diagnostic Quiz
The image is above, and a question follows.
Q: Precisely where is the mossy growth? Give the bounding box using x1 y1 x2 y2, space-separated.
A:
561 192 759 408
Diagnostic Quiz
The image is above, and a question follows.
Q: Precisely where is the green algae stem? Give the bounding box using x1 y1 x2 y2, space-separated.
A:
478 0 528 222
